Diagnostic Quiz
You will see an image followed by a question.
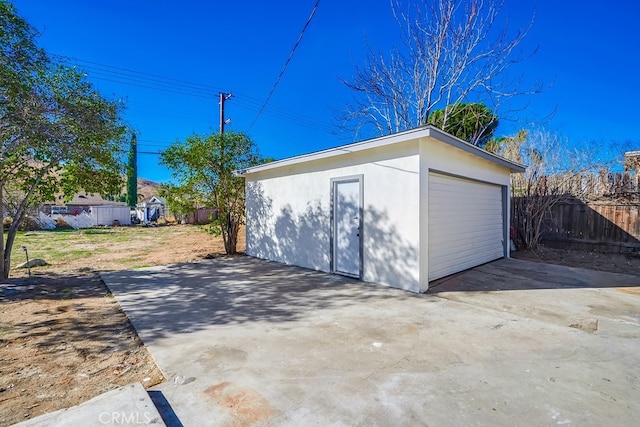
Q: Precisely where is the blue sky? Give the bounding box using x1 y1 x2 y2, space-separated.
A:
11 0 640 183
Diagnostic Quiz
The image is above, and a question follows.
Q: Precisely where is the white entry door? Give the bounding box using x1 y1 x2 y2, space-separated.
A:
332 177 362 278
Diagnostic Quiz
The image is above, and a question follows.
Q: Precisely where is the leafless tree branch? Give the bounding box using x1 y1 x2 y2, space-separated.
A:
338 0 543 142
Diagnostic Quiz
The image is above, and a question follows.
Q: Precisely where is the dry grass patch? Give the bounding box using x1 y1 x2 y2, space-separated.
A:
1 224 243 426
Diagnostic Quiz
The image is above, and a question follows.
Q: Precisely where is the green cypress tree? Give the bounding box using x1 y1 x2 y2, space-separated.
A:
126 134 138 208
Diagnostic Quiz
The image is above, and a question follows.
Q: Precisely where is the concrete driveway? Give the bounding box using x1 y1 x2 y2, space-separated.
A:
102 257 640 426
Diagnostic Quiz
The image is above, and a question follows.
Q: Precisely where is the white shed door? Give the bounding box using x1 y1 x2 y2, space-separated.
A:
333 178 362 278
428 172 504 281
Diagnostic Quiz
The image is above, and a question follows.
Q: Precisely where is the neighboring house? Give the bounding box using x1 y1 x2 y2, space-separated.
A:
43 192 131 226
239 125 525 293
136 196 166 223
44 192 127 215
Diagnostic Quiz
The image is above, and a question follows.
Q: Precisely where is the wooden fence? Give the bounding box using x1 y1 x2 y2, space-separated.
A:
512 199 640 253
186 208 218 225
510 169 640 253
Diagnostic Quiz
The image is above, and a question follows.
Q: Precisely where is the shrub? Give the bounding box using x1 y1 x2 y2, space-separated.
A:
55 218 72 229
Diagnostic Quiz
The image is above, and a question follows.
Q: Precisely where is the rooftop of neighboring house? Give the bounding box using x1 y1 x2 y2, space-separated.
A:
137 196 166 206
51 192 127 207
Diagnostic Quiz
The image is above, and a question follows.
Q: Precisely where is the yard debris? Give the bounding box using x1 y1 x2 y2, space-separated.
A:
569 319 599 333
202 253 221 259
52 212 93 229
16 258 47 269
30 211 94 230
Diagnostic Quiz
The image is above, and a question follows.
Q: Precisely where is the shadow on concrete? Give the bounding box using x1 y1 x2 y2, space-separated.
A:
148 390 183 427
101 256 415 344
428 258 640 293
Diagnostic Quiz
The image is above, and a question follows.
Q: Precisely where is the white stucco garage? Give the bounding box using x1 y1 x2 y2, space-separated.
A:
239 125 525 293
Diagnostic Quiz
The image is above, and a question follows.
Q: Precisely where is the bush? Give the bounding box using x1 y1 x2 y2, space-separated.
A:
19 217 40 231
55 218 72 229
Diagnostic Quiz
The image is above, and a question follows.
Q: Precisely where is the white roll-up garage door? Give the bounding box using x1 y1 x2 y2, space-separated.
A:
428 172 505 281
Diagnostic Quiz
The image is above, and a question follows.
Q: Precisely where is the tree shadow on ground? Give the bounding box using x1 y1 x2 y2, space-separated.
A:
0 272 144 353
0 272 109 301
246 181 420 291
101 256 416 344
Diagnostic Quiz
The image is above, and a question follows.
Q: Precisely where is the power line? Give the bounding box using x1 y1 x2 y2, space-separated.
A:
126 106 213 122
137 144 171 148
76 73 215 100
233 99 333 133
138 138 175 144
55 55 225 94
248 0 321 131
55 52 335 134
129 96 333 132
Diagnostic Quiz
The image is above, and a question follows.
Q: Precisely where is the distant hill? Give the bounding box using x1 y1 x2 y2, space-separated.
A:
114 177 163 203
136 178 162 202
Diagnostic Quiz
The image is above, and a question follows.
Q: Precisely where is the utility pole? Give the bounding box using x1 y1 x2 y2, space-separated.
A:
219 92 232 134
218 92 233 241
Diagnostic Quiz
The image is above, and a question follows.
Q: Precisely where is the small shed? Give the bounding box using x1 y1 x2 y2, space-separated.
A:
136 196 166 224
90 205 131 226
239 125 525 293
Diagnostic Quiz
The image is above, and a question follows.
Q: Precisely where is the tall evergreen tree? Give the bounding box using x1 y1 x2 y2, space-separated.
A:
126 134 138 207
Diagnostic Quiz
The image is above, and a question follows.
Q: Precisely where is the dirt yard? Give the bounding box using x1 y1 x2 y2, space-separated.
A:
512 245 640 275
0 225 244 426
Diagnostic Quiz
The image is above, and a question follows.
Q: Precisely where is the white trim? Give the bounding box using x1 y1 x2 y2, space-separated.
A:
236 126 525 176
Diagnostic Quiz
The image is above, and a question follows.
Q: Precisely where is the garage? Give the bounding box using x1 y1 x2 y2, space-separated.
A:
239 125 524 293
428 172 505 280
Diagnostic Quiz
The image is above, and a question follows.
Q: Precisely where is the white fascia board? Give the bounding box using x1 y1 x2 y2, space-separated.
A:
236 126 525 176
426 127 526 173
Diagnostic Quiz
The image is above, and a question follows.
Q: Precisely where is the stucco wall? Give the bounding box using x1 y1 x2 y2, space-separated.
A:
246 140 422 291
245 134 515 293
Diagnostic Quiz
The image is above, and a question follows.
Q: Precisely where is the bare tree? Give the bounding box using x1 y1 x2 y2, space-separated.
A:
497 129 624 249
339 0 541 143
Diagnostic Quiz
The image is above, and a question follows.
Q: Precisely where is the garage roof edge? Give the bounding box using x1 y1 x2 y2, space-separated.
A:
236 126 526 176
